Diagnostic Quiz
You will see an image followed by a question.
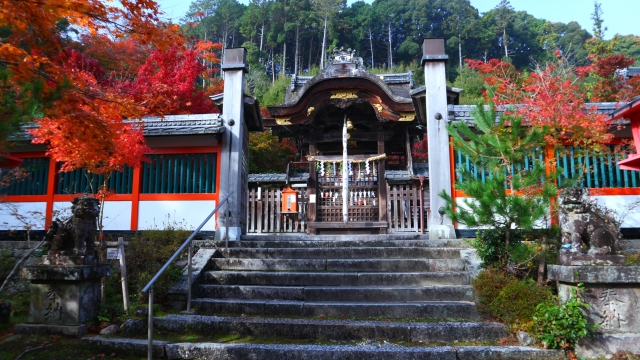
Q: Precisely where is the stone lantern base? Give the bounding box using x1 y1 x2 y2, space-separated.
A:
548 265 640 358
14 259 110 338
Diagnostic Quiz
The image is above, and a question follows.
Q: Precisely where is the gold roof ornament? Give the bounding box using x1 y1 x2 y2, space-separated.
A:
330 90 358 99
399 112 416 122
346 120 355 130
307 107 315 116
275 117 292 125
372 104 383 113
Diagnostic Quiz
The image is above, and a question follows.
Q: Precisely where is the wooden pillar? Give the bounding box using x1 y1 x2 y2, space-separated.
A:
377 131 388 230
422 38 453 228
307 136 317 225
216 48 248 241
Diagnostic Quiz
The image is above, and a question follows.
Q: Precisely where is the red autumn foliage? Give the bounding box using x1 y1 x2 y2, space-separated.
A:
29 40 224 175
411 137 428 163
576 54 640 102
467 58 612 148
121 41 223 116
80 34 150 80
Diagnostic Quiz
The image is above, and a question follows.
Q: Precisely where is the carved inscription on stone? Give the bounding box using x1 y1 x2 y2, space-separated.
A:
44 284 63 321
596 289 628 330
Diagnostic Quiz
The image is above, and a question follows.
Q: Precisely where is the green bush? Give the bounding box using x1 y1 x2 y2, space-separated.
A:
471 268 517 315
533 287 592 349
472 268 554 329
490 278 555 326
126 219 191 305
471 229 525 268
0 248 13 280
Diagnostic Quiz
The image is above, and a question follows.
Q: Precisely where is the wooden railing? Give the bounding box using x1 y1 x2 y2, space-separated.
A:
247 186 308 233
387 183 428 233
247 182 429 234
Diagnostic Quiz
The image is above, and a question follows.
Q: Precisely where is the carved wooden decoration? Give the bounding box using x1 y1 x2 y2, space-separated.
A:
330 90 359 99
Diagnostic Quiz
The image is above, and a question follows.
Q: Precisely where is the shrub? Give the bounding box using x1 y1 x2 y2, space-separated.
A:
489 278 554 326
471 229 525 268
472 268 554 329
533 287 592 349
126 219 191 305
471 268 517 315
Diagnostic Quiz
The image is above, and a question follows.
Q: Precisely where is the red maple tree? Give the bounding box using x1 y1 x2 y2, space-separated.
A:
576 54 640 102
467 57 612 149
121 41 223 116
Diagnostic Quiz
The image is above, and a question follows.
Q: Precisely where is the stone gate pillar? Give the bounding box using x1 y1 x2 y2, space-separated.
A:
217 48 248 241
422 38 455 236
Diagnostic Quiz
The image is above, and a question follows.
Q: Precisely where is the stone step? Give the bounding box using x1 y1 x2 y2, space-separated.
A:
154 314 505 342
209 258 466 272
196 238 472 249
214 247 462 260
203 271 471 286
240 234 430 241
191 299 480 319
165 343 564 360
198 285 475 302
84 336 564 360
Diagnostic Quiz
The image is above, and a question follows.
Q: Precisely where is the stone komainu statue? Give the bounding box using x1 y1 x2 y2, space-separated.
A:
559 187 621 256
45 196 100 258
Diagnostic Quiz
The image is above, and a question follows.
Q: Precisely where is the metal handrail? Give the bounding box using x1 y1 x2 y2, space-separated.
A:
142 191 233 360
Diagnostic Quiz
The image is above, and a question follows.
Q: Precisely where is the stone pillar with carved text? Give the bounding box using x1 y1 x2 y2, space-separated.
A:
216 48 248 240
422 38 455 238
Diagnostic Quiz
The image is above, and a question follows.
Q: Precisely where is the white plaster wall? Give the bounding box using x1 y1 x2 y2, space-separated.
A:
453 195 640 230
54 201 132 230
0 202 47 230
592 195 640 228
137 200 217 231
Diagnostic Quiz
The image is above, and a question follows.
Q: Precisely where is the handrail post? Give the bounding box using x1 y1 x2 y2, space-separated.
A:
186 240 193 313
148 288 154 360
141 191 233 358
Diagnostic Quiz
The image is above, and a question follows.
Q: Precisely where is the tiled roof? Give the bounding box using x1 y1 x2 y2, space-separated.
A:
249 173 309 183
17 114 225 140
448 103 622 123
140 114 223 136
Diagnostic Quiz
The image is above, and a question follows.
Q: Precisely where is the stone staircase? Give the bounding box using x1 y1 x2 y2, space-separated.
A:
85 234 564 359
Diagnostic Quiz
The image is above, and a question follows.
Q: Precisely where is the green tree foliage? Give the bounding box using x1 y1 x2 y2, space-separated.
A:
615 35 640 65
451 65 485 104
439 102 557 250
180 0 640 84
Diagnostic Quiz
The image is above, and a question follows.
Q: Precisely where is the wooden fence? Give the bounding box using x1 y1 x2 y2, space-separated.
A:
387 183 428 233
247 183 429 234
247 187 308 233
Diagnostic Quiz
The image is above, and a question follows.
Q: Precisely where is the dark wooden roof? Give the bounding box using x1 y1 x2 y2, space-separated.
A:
265 49 417 128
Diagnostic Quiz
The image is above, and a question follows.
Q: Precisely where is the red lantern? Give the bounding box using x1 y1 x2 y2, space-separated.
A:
281 187 298 213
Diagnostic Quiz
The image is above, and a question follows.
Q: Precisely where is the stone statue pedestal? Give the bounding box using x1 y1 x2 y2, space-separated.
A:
548 265 640 358
15 260 110 338
557 253 626 266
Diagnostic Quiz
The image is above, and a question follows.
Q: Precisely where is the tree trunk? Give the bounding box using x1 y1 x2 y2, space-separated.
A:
388 22 393 71
294 25 299 76
308 35 313 71
271 48 275 83
537 237 547 285
259 23 264 52
458 31 463 69
259 23 265 64
369 27 374 68
320 16 328 69
282 42 287 77
503 28 509 59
